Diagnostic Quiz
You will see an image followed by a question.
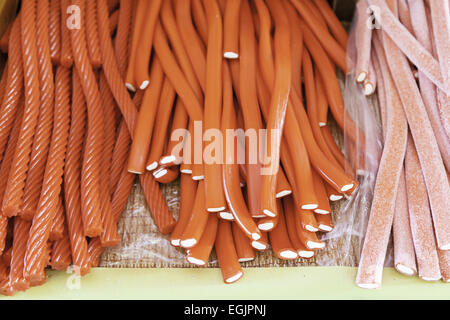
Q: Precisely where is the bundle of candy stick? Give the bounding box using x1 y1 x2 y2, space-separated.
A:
353 0 449 288
0 0 364 295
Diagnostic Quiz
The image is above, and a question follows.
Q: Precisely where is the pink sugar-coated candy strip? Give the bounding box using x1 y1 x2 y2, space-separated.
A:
392 170 417 276
380 3 450 251
374 35 416 277
363 56 377 96
354 0 373 83
428 0 450 93
438 249 450 283
356 32 408 289
397 0 414 34
367 0 447 93
408 0 450 171
405 135 441 281
429 0 450 144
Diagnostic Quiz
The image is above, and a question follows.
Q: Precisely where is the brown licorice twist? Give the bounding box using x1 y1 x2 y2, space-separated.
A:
60 0 73 67
0 17 23 165
110 91 142 198
49 0 61 64
114 0 132 77
21 0 55 221
0 103 24 254
87 237 103 267
97 0 138 134
70 0 104 237
64 70 90 276
9 218 32 292
23 66 71 284
86 0 102 68
99 72 120 246
2 0 41 218
49 196 65 241
50 225 72 271
139 173 176 235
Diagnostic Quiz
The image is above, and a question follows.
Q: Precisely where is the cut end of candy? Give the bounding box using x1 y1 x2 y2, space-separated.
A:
125 83 136 92
153 169 167 179
207 206 226 213
340 184 354 192
223 51 239 59
181 169 193 174
329 194 343 201
318 224 333 232
146 161 158 171
170 239 180 247
314 209 330 214
420 276 441 282
357 282 380 289
298 250 315 258
395 264 416 276
251 232 261 241
263 209 276 217
128 168 144 174
160 155 176 165
238 257 254 262
302 204 319 210
258 222 274 231
276 190 292 198
364 83 374 95
306 240 325 249
192 175 204 180
225 271 243 283
186 256 206 266
318 122 327 127
251 241 267 250
219 212 234 220
139 80 149 90
305 225 319 232
280 250 298 259
356 71 367 83
180 238 197 248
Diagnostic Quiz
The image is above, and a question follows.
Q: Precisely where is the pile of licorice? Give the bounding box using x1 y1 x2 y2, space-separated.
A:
0 0 361 294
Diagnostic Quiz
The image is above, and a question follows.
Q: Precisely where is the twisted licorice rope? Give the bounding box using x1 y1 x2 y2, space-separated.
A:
139 173 176 235
86 0 102 68
49 0 61 65
9 218 32 293
89 94 143 262
50 224 72 271
99 71 120 246
109 3 140 194
2 0 41 218
110 91 143 195
0 17 23 165
21 0 55 221
0 65 7 110
0 102 24 255
70 0 104 237
87 237 103 267
98 0 175 232
49 195 65 241
60 0 73 67
23 66 71 284
114 0 132 78
97 0 137 135
64 70 90 277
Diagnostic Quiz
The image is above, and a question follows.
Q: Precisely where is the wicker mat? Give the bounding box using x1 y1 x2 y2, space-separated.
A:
99 119 366 269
